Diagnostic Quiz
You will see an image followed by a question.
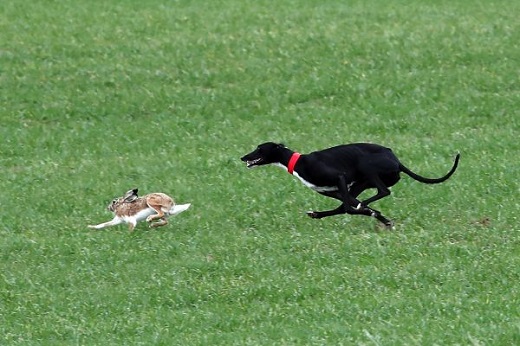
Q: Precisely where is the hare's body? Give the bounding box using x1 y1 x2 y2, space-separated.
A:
89 189 190 231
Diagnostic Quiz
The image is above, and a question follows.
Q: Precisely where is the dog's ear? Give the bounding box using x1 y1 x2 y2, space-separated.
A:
277 143 286 148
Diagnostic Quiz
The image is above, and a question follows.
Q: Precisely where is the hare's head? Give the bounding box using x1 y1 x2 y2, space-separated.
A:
107 188 139 212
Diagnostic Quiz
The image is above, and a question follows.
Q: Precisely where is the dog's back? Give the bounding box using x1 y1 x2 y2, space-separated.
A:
313 143 393 156
307 143 397 169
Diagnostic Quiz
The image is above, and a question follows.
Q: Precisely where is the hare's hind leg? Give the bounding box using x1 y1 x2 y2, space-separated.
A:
145 205 165 223
146 205 169 228
149 218 168 228
145 194 173 223
146 206 169 228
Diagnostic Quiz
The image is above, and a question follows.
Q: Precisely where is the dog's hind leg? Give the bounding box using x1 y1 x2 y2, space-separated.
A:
347 200 393 227
349 181 393 227
356 176 391 209
366 208 393 227
355 156 400 209
338 175 388 216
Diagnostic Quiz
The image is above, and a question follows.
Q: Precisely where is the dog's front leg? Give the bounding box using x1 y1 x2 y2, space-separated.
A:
338 175 363 208
307 205 347 219
365 208 393 228
307 175 364 219
307 203 382 220
88 216 123 230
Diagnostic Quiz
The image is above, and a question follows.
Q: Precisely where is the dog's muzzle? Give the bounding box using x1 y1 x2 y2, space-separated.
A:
245 158 262 168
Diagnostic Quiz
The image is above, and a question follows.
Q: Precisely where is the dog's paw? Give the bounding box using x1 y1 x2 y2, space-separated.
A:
306 211 320 219
377 220 394 230
87 225 97 229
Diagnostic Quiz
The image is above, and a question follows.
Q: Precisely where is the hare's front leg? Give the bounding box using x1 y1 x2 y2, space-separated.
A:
88 216 123 230
126 217 138 232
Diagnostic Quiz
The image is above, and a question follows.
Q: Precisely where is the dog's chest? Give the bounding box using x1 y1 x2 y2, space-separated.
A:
273 163 341 192
293 171 338 192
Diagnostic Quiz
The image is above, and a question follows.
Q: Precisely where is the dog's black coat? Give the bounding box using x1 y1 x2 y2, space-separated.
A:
241 142 460 227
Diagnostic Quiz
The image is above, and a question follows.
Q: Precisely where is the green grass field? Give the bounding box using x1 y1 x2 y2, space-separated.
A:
1 0 519 344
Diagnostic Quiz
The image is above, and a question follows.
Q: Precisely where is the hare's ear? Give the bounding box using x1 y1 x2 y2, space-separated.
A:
123 188 138 202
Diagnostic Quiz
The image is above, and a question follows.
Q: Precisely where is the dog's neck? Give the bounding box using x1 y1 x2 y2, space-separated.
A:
271 147 298 173
270 147 339 192
287 152 301 174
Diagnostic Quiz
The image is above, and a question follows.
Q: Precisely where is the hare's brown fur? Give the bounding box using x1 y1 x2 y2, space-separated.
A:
112 193 173 217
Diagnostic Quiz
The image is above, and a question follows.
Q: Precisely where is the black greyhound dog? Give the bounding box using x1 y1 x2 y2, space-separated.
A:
241 142 460 227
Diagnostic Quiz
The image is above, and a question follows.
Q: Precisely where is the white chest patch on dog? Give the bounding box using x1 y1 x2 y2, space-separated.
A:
273 163 338 192
293 171 339 192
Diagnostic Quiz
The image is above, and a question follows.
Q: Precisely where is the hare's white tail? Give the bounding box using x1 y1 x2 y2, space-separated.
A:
169 203 191 216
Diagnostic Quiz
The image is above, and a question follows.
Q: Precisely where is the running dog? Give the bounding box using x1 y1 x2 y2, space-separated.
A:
241 142 459 227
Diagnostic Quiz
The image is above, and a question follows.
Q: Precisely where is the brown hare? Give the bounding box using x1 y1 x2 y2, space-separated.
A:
88 188 190 231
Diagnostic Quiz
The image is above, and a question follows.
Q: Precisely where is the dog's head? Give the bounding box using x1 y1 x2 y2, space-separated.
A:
241 142 286 168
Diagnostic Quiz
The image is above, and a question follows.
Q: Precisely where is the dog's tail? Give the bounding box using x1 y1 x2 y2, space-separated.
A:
169 203 191 216
399 153 460 184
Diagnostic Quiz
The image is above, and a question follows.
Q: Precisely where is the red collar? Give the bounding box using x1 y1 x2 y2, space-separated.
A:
287 152 301 175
